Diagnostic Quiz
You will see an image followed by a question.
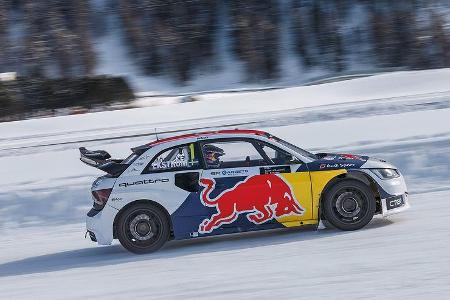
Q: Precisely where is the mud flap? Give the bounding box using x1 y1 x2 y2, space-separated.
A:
317 219 327 230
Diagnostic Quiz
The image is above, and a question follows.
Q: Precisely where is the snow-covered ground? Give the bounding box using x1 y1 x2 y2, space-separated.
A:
1 68 450 299
0 191 449 299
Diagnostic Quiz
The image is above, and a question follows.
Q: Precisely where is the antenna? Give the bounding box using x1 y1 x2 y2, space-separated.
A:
154 128 159 141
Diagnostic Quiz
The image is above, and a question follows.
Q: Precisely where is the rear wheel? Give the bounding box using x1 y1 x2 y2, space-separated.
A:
116 203 170 254
322 180 376 231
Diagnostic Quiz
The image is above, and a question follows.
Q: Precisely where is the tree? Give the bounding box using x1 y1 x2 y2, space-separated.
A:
0 1 11 73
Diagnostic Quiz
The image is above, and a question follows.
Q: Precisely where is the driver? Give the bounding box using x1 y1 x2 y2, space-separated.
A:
203 144 225 168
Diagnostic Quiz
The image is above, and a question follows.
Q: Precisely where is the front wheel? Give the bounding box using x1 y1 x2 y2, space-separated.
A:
322 180 376 231
116 203 170 254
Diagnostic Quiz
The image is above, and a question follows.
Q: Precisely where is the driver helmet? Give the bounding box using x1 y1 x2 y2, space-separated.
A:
203 144 225 167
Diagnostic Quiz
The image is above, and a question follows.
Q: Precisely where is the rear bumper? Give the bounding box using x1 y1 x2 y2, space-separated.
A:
86 204 118 245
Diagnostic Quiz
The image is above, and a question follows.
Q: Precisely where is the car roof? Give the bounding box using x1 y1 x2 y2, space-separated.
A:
131 129 317 163
132 129 269 153
148 129 268 146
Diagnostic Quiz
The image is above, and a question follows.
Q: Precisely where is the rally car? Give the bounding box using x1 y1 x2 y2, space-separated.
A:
81 129 409 254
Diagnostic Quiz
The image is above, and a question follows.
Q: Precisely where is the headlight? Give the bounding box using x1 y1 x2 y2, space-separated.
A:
370 168 400 180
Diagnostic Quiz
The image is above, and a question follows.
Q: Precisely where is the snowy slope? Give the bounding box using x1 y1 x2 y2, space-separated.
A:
1 68 450 299
1 68 449 144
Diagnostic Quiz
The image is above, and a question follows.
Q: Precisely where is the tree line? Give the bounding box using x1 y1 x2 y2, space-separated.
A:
1 0 449 85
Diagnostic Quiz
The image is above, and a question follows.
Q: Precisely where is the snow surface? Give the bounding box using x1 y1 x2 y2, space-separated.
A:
0 192 449 299
1 68 450 299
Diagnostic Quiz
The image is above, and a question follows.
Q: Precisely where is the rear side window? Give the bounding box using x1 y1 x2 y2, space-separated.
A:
144 143 200 173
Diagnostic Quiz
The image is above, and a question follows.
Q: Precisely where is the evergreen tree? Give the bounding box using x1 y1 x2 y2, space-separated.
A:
290 1 314 68
431 11 450 67
4 0 450 85
226 0 280 81
22 1 51 77
0 0 11 73
73 0 96 75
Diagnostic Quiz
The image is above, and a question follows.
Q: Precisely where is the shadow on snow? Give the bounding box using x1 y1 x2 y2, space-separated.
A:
0 218 393 278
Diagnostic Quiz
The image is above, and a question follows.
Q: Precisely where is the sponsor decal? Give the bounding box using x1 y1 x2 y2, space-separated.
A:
386 196 404 210
260 166 291 175
119 178 169 188
198 174 304 234
92 178 102 188
322 156 336 160
111 197 122 202
320 163 356 169
221 169 249 176
338 154 366 161
151 158 198 170
210 169 249 177
138 154 152 161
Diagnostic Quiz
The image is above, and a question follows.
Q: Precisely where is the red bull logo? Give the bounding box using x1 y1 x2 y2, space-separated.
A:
338 154 366 161
198 174 304 234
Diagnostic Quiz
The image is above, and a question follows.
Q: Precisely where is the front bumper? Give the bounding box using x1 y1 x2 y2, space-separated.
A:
86 204 118 245
381 193 410 217
359 169 410 216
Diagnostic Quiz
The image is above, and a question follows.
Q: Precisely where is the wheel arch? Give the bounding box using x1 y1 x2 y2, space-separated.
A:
319 170 382 219
113 199 174 239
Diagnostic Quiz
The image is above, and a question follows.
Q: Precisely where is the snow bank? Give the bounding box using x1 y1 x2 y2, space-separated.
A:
1 68 449 141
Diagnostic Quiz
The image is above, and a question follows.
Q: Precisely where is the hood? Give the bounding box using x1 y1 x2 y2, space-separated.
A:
307 153 369 171
361 156 397 169
308 153 396 171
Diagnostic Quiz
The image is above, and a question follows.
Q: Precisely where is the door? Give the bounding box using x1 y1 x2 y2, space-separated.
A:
136 143 203 239
197 138 313 235
254 140 313 224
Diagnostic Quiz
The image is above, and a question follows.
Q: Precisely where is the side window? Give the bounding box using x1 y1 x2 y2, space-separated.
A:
202 140 267 169
257 142 301 165
145 144 200 173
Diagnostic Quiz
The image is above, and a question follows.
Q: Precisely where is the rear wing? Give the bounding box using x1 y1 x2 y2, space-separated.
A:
79 147 128 176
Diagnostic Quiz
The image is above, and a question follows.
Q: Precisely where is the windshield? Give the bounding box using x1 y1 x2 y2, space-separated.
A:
269 135 317 160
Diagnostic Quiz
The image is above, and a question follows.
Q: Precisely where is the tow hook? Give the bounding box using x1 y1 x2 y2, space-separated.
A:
85 230 97 242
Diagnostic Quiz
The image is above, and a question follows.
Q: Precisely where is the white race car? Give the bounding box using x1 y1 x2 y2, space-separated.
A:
81 129 409 254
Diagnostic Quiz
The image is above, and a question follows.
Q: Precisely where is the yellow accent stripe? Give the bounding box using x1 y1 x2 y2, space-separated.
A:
277 172 313 221
274 170 346 227
189 143 195 160
310 169 347 219
281 220 318 228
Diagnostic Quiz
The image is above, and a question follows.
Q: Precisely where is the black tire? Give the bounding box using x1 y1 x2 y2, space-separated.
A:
116 202 170 254
322 179 376 231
